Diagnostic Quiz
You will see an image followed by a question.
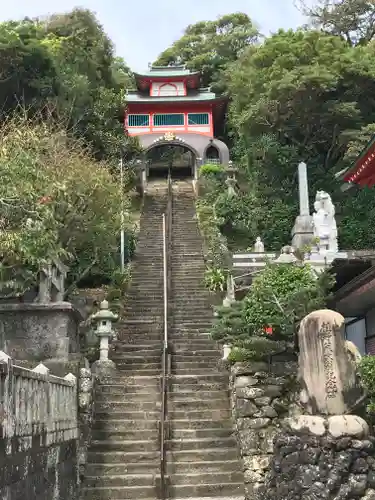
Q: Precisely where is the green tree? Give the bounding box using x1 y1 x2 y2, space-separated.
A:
154 13 260 91
299 0 375 46
0 9 134 160
211 262 334 361
0 116 132 296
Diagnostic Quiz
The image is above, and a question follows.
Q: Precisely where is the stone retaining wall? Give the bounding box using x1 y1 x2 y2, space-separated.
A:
230 360 300 499
262 415 375 500
0 353 79 500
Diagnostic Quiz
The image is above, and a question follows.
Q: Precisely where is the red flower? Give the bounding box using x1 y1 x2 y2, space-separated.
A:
38 195 52 205
264 326 273 335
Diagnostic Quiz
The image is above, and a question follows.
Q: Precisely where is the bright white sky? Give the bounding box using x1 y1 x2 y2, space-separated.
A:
0 0 306 72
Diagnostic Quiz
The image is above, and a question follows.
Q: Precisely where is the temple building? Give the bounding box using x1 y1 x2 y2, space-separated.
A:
340 135 375 188
125 65 229 179
331 136 375 354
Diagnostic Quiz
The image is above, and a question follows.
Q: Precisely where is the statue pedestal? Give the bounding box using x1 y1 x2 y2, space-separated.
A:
291 214 313 249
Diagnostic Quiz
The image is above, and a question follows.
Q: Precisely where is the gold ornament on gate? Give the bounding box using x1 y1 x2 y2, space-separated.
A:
164 132 176 141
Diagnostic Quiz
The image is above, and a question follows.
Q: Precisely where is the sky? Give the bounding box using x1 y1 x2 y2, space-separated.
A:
0 0 306 72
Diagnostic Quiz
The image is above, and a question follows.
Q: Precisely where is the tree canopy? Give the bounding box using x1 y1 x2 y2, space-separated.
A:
154 13 260 91
0 9 136 160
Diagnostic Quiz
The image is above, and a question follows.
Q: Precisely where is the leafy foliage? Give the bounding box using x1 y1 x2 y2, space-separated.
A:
211 263 335 360
0 117 134 295
0 9 136 160
154 13 260 91
299 0 375 46
359 355 375 413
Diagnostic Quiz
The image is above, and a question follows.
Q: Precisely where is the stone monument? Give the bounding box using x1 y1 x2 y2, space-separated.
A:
291 162 314 249
253 237 264 253
260 309 374 500
298 309 359 415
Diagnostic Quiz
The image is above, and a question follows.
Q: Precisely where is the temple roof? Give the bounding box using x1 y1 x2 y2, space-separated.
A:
339 134 375 189
133 65 201 91
134 65 200 79
126 88 220 104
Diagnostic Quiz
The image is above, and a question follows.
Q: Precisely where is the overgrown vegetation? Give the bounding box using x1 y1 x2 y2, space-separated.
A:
0 116 135 296
359 355 375 414
212 262 335 361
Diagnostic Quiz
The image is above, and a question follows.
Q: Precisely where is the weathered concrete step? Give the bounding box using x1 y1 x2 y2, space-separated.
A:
97 375 160 385
167 459 240 474
85 462 158 476
170 390 229 400
167 447 240 462
168 437 237 451
171 360 219 369
95 392 159 402
169 471 243 486
110 356 161 365
170 373 228 384
169 408 231 420
90 440 158 453
92 429 158 442
82 485 156 499
94 410 159 420
116 368 161 376
95 401 160 412
171 350 219 359
96 384 159 395
169 482 244 498
171 382 229 392
84 474 155 488
171 427 234 440
93 419 158 432
111 346 162 356
87 450 159 464
171 367 221 375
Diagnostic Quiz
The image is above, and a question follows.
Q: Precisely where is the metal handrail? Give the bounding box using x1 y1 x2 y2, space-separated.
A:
158 172 172 499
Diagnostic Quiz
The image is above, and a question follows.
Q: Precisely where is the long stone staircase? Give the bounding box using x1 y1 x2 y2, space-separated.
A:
82 179 244 500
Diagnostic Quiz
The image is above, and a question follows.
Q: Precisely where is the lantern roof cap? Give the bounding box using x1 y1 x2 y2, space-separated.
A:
92 300 118 322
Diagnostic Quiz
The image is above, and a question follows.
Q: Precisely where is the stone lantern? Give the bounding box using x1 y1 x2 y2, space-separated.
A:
225 161 238 197
91 300 118 373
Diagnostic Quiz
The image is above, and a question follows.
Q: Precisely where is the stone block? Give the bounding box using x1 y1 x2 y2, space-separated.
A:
328 415 369 439
0 302 82 363
236 399 258 417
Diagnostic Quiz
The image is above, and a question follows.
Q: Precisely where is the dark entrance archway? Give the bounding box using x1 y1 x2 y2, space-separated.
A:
144 141 198 180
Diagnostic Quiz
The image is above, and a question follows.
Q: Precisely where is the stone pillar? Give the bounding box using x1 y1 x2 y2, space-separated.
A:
291 162 314 249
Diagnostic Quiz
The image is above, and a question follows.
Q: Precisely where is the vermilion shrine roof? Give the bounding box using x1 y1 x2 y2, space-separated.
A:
133 65 201 92
341 135 375 188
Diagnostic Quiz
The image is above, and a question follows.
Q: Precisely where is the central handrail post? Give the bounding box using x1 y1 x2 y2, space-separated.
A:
157 174 172 500
162 213 167 349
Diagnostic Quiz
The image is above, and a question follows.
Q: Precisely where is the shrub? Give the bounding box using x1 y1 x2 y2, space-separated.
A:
0 116 133 296
359 355 375 414
211 262 334 360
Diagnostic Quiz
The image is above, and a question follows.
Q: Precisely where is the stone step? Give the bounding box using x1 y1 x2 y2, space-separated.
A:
84 474 155 488
90 440 159 453
168 436 237 452
171 418 233 431
171 360 219 371
169 398 229 412
95 392 159 403
110 345 162 355
167 447 240 463
171 367 221 376
86 462 159 476
87 450 159 464
171 381 229 392
110 355 161 364
97 374 160 385
167 460 240 475
94 410 160 421
169 408 231 420
171 427 234 440
82 485 156 499
170 390 228 400
115 368 161 376
169 471 244 486
93 419 158 432
172 354 219 362
92 429 158 441
95 401 160 412
168 482 244 498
